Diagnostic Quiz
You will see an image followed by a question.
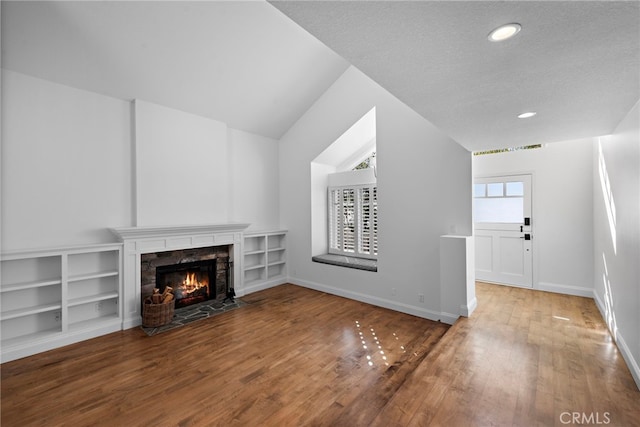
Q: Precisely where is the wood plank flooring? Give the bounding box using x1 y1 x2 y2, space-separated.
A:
2 283 639 426
373 282 640 426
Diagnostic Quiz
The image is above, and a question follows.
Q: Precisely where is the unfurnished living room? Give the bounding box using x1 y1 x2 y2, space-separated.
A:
1 1 639 426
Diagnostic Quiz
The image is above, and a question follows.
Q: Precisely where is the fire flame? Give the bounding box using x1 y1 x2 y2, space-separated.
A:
180 272 208 296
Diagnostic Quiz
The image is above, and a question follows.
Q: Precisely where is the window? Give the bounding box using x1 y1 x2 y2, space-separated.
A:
329 184 378 259
473 144 542 156
474 181 524 223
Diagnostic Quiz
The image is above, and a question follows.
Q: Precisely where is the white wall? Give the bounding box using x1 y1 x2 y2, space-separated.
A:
1 70 132 250
2 70 281 252
228 127 280 232
593 101 640 389
280 66 472 322
327 168 376 187
134 100 228 226
473 139 594 296
310 162 335 256
314 106 376 172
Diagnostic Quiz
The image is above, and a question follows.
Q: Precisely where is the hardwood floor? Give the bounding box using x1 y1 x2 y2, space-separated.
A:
2 283 639 426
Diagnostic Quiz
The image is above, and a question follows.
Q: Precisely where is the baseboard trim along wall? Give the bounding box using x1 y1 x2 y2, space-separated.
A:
289 277 458 325
537 281 594 298
593 291 640 391
461 297 478 317
242 277 287 296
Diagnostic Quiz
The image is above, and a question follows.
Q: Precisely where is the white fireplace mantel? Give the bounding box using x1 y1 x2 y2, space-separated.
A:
111 223 251 241
111 223 250 329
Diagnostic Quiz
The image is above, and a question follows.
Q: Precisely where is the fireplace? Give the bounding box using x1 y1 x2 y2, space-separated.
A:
141 245 231 310
110 223 249 329
156 260 216 308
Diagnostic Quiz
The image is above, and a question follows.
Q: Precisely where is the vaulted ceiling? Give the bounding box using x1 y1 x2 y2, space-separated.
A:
3 1 639 151
272 1 640 151
1 1 349 140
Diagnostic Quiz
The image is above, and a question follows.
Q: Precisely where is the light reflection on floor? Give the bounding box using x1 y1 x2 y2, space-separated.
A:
354 320 407 368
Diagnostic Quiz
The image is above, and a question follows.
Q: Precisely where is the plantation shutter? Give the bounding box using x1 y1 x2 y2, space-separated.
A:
328 184 377 259
373 187 378 256
329 189 340 251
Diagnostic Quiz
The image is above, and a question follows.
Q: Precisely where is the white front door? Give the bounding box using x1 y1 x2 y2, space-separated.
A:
474 174 533 288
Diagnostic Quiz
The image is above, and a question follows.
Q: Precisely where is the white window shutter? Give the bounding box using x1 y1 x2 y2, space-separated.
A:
328 184 377 259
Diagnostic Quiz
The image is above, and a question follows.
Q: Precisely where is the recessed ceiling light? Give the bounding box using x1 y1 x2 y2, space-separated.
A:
488 23 522 42
517 112 537 119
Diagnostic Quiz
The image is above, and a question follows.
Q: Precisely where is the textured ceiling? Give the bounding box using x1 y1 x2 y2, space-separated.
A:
1 1 349 139
271 1 640 151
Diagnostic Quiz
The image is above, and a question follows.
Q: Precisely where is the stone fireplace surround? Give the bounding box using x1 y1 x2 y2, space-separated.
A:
111 223 250 329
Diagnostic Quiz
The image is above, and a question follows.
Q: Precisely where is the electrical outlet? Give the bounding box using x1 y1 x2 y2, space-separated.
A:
54 311 61 322
419 294 425 303
95 302 103 312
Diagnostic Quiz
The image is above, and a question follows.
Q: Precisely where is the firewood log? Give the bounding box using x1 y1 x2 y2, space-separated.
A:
162 293 174 303
152 293 162 304
162 286 173 297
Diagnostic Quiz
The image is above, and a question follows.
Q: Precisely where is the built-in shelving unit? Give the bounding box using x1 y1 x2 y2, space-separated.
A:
243 230 287 292
1 244 122 363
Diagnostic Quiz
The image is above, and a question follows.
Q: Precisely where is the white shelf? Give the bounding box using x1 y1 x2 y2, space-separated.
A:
68 316 121 334
68 292 119 307
243 230 287 291
0 279 62 293
1 243 122 363
1 302 62 321
68 270 118 283
244 278 264 288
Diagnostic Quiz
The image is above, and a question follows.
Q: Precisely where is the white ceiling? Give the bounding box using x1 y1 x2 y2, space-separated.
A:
3 1 638 151
271 1 640 151
1 1 349 140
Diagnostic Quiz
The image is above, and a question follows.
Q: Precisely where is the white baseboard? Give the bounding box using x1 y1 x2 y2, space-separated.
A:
615 330 640 391
241 277 288 296
1 321 122 363
593 291 640 391
289 276 458 325
461 296 478 317
123 317 142 330
537 281 594 298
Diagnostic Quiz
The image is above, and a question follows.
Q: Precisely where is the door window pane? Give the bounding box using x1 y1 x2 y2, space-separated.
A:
506 181 524 196
474 184 486 198
487 183 503 197
474 197 524 223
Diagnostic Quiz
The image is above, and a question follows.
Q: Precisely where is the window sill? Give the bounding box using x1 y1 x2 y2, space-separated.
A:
312 254 377 272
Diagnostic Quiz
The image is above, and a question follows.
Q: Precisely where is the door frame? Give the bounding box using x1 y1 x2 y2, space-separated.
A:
473 172 537 289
